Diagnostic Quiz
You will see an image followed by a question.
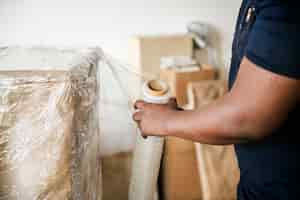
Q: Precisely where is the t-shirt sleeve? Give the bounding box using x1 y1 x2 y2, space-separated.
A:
245 3 300 79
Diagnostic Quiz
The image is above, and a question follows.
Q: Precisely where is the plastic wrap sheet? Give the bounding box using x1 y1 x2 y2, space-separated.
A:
99 54 161 200
98 56 137 200
99 54 168 200
0 47 102 200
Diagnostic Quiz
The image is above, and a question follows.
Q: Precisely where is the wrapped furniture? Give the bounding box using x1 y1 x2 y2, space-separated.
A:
0 47 102 200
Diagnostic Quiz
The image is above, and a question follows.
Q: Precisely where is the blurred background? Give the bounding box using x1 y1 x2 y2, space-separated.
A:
0 0 239 64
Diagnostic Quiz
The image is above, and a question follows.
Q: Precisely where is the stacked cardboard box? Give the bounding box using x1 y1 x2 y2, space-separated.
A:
161 137 202 200
187 80 227 109
160 66 216 107
128 34 194 77
159 61 216 200
102 152 132 200
188 81 240 200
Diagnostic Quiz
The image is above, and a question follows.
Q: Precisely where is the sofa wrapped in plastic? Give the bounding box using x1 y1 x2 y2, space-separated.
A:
0 47 102 200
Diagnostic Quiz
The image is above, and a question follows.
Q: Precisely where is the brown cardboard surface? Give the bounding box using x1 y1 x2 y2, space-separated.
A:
160 68 216 107
187 80 227 110
195 144 239 200
128 35 194 76
102 152 132 200
161 137 202 200
188 80 239 200
194 49 229 81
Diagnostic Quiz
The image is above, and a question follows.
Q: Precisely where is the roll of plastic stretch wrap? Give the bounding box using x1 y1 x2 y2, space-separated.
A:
129 80 170 200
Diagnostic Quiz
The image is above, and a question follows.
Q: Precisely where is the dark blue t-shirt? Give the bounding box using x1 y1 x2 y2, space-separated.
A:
229 0 300 199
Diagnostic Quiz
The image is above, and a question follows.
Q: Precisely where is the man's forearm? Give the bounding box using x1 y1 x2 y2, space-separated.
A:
134 58 299 144
165 95 249 145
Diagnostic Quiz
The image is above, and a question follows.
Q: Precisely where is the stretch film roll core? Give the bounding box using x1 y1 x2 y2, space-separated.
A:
129 80 170 200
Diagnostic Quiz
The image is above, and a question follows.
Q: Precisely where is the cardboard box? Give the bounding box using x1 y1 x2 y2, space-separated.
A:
187 80 239 200
128 35 194 77
194 49 229 81
187 80 227 109
102 152 132 200
161 137 202 200
160 67 216 107
195 144 239 200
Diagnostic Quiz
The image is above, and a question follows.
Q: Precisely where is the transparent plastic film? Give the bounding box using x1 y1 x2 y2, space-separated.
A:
0 47 102 200
0 46 172 200
98 53 162 155
99 54 169 200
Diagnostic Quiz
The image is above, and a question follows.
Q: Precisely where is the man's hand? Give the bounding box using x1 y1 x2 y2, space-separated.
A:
132 98 178 137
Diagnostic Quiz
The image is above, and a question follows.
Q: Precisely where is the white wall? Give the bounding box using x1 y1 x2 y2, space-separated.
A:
0 0 240 64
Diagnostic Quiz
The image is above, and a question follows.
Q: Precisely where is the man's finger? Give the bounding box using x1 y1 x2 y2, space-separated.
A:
135 123 147 139
141 133 148 139
134 100 146 110
133 111 143 121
